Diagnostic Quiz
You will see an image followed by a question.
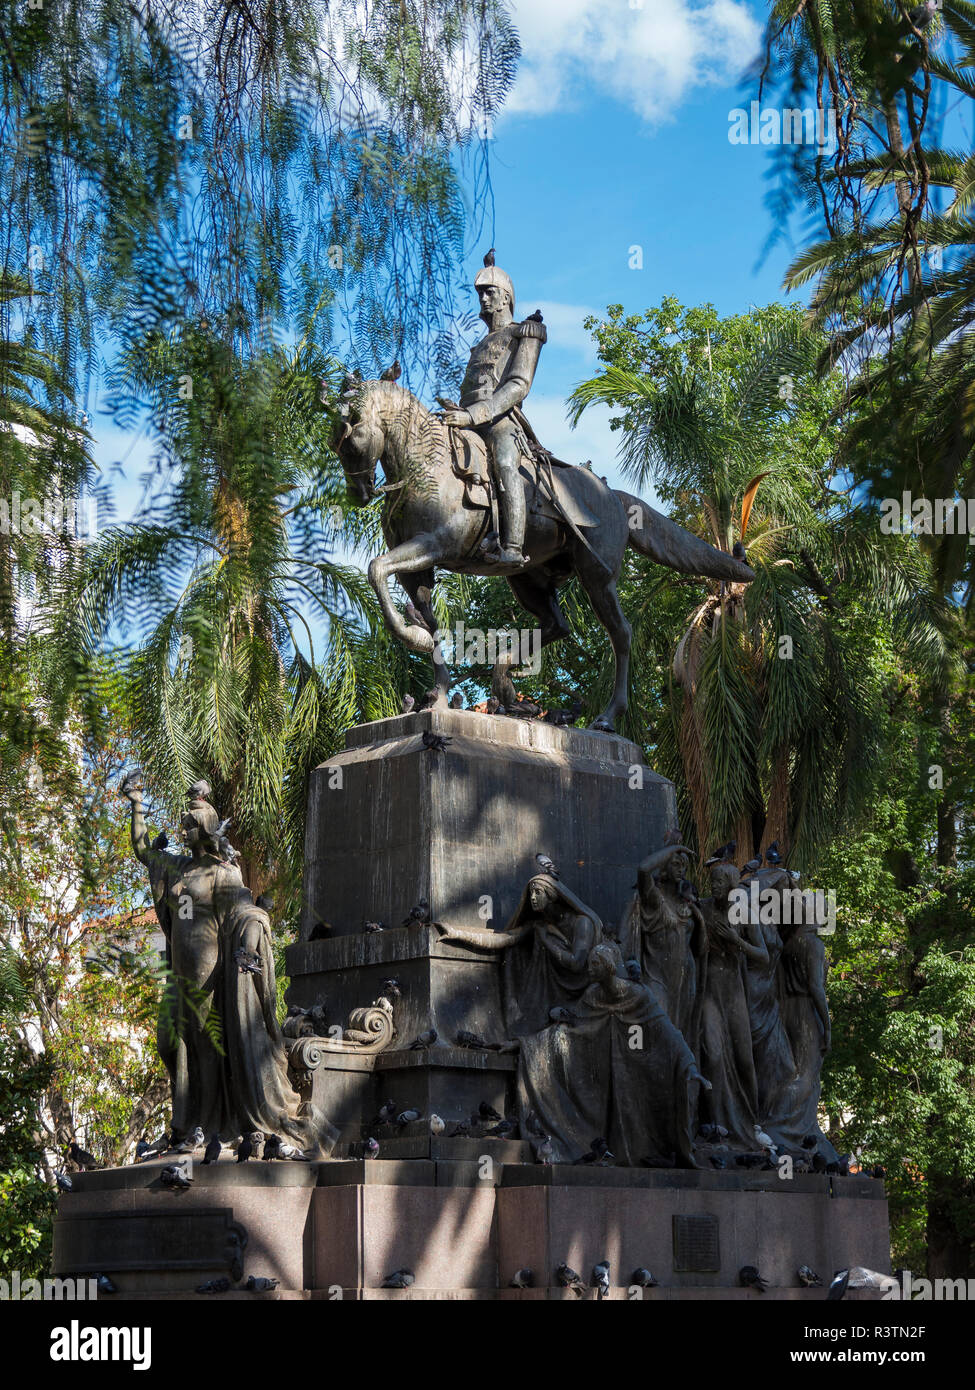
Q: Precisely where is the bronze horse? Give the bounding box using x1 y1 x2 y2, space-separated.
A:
333 378 753 730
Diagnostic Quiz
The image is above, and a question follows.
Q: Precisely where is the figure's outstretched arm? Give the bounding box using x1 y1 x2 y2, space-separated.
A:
436 921 529 950
120 770 153 866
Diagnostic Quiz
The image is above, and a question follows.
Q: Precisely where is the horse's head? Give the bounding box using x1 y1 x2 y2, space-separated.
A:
330 373 385 506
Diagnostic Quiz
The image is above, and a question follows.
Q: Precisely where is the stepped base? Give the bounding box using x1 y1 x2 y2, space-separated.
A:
54 1159 890 1300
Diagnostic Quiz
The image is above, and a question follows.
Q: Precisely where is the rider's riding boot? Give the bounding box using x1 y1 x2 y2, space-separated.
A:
483 463 528 566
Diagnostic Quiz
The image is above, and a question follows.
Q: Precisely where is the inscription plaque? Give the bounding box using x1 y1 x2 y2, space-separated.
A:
672 1214 720 1272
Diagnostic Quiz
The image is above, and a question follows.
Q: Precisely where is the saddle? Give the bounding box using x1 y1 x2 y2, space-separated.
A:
447 415 600 538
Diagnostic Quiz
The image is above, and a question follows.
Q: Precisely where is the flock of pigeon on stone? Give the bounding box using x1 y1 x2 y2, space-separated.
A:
372 1261 892 1298
401 686 584 729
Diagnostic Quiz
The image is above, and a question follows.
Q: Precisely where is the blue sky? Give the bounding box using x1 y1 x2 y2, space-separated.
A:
97 0 803 516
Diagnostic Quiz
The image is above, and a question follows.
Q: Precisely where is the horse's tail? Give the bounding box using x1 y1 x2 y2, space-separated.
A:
616 491 755 583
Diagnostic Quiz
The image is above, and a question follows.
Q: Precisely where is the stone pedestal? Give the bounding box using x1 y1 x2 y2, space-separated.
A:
299 709 675 939
53 1159 892 1300
288 712 676 1144
52 712 894 1300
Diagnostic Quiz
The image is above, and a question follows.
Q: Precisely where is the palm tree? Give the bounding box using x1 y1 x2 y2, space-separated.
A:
569 300 952 866
63 328 406 908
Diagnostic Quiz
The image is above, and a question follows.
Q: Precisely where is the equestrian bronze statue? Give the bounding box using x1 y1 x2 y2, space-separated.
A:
331 252 753 731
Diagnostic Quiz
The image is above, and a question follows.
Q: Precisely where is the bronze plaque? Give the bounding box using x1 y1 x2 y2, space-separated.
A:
672 1214 720 1272
53 1208 246 1274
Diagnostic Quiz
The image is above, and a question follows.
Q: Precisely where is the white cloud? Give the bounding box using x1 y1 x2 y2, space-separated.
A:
520 300 600 360
504 0 759 125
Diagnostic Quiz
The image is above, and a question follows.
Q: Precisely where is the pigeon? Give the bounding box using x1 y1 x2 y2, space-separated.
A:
95 1273 117 1295
195 1277 230 1294
845 1266 896 1291
409 1028 438 1050
478 1101 502 1122
262 1134 283 1160
308 921 332 939
395 1109 421 1127
134 1140 154 1161
402 899 432 927
244 1275 280 1291
429 1115 446 1136
624 957 642 982
798 1265 822 1287
67 1141 99 1170
801 1135 818 1150
556 1263 587 1297
544 698 583 726
548 1006 577 1025
812 1153 827 1173
486 1119 517 1138
422 730 451 753
739 1265 767 1292
202 1134 222 1165
709 1155 727 1169
732 539 748 563
363 1137 380 1160
456 1029 502 1050
237 1132 262 1163
375 1099 398 1126
765 841 782 866
506 698 542 720
449 693 465 709
483 247 496 267
381 1269 415 1289
151 830 169 851
485 696 504 715
534 853 559 878
174 1125 205 1152
591 1260 611 1300
364 920 385 934
872 1164 886 1180
187 779 212 802
630 1267 658 1288
575 1136 614 1165
380 360 402 382
234 948 262 976
450 1120 473 1138
740 856 761 877
697 1123 729 1142
56 1174 73 1192
400 693 415 714
418 689 439 710
705 841 736 866
907 1 939 31
533 1135 555 1165
159 1163 193 1190
379 978 402 1001
754 1125 778 1154
509 1268 533 1288
827 1268 850 1301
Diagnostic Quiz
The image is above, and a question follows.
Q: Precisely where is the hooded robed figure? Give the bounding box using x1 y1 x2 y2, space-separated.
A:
121 773 336 1154
437 873 602 1037
516 941 709 1166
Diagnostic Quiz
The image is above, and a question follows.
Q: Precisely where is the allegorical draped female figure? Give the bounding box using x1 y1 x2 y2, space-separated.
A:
121 772 335 1153
438 873 603 1037
619 841 706 1052
516 941 709 1166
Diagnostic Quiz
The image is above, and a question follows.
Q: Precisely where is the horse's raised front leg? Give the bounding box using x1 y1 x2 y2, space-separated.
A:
368 536 443 658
